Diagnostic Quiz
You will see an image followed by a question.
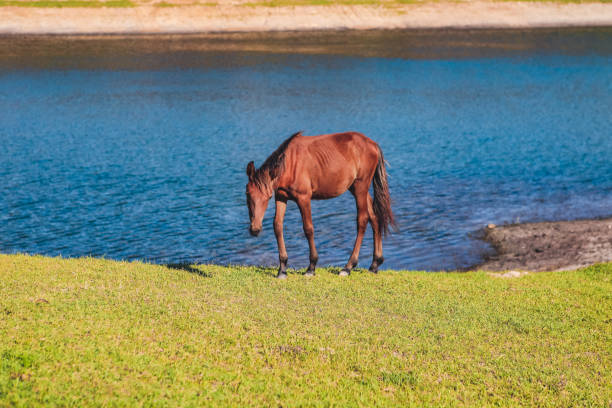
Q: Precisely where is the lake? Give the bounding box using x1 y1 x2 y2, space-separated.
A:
1 29 611 270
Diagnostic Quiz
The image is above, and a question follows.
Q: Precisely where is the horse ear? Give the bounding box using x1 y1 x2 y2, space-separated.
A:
246 161 255 180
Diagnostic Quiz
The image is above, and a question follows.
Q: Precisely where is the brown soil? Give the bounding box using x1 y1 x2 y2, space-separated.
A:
478 218 612 271
1 2 612 34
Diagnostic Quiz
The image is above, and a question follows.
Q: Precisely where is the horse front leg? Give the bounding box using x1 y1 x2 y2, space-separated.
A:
297 197 318 276
274 197 288 279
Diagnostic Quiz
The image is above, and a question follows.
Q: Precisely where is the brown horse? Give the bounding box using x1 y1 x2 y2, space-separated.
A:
246 131 395 278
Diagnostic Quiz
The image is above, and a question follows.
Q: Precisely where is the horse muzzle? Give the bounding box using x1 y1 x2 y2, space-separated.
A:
249 227 261 237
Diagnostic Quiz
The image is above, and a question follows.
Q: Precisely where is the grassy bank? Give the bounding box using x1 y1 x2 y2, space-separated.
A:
1 254 610 406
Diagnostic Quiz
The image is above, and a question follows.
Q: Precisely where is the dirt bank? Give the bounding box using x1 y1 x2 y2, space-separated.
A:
478 218 612 271
1 1 612 34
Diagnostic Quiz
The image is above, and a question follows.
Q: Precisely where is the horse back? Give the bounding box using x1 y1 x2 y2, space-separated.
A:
281 132 379 199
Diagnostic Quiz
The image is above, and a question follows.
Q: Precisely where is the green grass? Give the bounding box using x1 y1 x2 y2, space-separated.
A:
0 0 133 7
1 254 611 407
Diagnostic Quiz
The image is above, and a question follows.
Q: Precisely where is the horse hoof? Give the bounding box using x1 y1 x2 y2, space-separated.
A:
276 273 287 279
368 266 378 274
304 271 315 277
339 270 350 277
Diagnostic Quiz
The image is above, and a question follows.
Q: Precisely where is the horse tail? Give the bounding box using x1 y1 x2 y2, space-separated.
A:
372 146 397 237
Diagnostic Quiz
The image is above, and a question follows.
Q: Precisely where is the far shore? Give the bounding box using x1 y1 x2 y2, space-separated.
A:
1 1 612 35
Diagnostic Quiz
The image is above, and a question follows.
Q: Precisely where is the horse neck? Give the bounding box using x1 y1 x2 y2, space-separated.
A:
262 165 284 193
268 174 282 195
257 168 279 196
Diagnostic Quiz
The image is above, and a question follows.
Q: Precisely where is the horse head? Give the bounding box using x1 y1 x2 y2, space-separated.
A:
246 161 272 237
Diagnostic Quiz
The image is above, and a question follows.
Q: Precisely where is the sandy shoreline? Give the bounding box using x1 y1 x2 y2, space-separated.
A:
478 218 612 272
2 2 612 34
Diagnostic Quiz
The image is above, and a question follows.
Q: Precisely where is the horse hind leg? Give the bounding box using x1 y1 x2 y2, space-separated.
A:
367 193 384 273
340 185 369 276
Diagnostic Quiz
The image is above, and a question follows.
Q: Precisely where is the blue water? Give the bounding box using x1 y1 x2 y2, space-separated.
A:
1 31 611 270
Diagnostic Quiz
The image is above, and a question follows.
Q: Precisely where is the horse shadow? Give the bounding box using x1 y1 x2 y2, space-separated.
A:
253 266 280 277
253 266 315 277
327 267 369 275
165 263 211 278
254 266 369 276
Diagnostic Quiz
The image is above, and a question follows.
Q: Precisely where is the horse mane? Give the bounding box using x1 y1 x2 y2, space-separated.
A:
252 131 302 192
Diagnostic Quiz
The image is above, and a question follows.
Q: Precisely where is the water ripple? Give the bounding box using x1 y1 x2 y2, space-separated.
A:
1 32 611 270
